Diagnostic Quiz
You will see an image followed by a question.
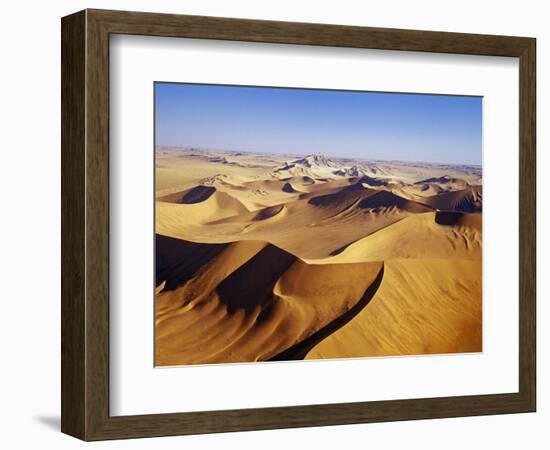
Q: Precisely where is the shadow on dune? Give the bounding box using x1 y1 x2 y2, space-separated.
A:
156 234 228 291
435 210 466 226
307 187 374 209
253 204 285 221
357 175 388 186
282 182 297 193
160 185 217 204
424 186 482 212
269 264 385 361
308 188 432 214
215 244 296 313
434 210 482 231
329 240 357 256
356 190 432 213
280 175 314 185
179 185 216 203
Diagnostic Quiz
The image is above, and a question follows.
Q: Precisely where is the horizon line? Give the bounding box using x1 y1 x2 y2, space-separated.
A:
155 145 483 168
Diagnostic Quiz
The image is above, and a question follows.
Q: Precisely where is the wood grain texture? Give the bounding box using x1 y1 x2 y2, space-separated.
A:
518 39 536 409
61 10 86 439
61 8 537 441
89 8 532 56
85 10 111 439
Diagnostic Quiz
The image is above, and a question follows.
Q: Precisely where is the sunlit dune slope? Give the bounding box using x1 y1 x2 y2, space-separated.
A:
157 187 249 224
157 185 433 259
306 258 482 359
208 175 308 209
310 211 481 263
155 236 384 366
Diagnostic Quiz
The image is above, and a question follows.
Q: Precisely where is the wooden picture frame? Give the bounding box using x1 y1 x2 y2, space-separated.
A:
61 9 536 441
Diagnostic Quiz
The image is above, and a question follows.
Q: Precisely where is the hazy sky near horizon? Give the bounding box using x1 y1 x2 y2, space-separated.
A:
155 83 482 165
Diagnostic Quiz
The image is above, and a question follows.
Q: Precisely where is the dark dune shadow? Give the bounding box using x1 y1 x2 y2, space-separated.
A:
329 239 358 256
307 188 373 208
424 186 482 212
215 244 296 313
357 175 388 186
357 190 432 213
280 175 315 185
282 182 297 193
34 415 60 431
156 235 228 291
435 210 466 226
270 264 385 361
253 204 284 220
415 175 453 185
178 185 216 204
158 185 217 204
309 189 433 217
342 181 372 192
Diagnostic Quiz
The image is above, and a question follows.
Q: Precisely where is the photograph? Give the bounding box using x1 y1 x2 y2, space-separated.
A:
154 83 483 367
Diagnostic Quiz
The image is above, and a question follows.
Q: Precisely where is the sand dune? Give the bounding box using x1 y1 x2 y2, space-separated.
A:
311 211 481 263
203 176 304 209
281 175 316 185
208 204 288 224
282 182 299 193
423 186 482 212
155 237 384 366
160 185 217 204
306 258 482 359
156 234 229 290
155 150 271 195
356 175 390 187
307 183 432 213
156 188 249 226
155 148 483 366
157 186 426 259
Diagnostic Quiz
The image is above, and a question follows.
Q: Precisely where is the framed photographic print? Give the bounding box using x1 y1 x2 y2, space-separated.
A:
61 9 536 440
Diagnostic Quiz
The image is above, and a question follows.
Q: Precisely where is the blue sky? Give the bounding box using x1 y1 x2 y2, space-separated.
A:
155 82 482 165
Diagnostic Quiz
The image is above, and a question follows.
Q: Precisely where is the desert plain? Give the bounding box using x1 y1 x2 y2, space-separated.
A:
155 148 482 366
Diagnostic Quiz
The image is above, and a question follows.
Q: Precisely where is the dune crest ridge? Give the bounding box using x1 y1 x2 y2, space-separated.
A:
155 236 385 366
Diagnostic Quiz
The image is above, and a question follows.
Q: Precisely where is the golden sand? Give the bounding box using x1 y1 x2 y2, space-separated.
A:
154 149 482 365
